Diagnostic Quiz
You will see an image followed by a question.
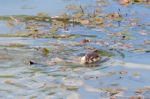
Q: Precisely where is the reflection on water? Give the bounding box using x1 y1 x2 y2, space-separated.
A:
0 0 150 98
0 0 66 16
0 0 96 16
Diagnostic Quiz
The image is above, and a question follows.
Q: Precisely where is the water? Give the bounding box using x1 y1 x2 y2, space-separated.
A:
0 0 150 98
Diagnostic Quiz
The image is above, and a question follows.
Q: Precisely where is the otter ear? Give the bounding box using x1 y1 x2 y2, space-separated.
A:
93 50 99 53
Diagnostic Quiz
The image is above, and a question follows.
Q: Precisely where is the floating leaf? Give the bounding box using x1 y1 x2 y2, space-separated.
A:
37 12 49 17
42 48 49 56
97 50 113 57
0 75 16 78
132 72 140 78
144 40 150 45
66 86 79 91
80 19 90 25
0 43 27 48
118 0 131 5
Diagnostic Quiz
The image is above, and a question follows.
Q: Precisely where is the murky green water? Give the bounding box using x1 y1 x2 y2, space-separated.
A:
0 0 150 98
